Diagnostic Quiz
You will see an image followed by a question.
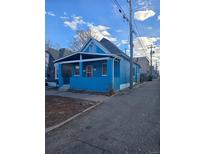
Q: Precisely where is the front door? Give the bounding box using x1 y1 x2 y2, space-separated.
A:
62 64 72 84
86 65 93 77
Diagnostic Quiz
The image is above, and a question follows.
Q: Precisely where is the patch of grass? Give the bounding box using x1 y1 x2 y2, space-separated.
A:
45 96 95 128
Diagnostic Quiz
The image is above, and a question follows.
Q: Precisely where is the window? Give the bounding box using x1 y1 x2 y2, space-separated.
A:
102 63 107 76
86 65 93 77
74 65 80 76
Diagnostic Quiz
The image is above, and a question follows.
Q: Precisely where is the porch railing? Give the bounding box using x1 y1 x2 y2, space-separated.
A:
70 76 113 92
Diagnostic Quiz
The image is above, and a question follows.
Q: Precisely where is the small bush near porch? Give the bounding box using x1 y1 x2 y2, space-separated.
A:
45 96 95 128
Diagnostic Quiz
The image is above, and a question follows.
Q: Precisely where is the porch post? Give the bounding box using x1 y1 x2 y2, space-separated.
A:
79 54 83 77
57 63 63 87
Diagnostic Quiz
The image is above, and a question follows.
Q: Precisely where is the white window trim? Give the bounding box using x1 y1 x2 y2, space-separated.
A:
102 63 107 76
86 65 93 77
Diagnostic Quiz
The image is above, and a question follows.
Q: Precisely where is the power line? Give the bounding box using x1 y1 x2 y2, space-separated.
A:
111 0 147 55
111 0 158 64
147 44 156 80
112 0 129 22
133 22 148 56
132 0 149 56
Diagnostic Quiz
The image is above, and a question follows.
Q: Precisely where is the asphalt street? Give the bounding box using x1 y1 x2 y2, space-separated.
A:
46 80 160 154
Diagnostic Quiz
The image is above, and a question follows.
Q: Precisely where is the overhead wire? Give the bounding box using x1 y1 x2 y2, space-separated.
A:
111 0 150 59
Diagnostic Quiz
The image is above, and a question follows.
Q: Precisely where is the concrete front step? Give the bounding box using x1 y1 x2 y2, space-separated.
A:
58 84 70 91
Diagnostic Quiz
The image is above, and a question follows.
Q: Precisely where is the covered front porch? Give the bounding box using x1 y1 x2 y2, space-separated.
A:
54 52 121 93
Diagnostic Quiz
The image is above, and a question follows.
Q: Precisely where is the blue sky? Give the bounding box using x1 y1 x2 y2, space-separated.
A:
45 0 160 58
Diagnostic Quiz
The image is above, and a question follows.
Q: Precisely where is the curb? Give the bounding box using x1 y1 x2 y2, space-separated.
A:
134 82 146 89
45 102 102 134
45 82 146 134
114 82 145 96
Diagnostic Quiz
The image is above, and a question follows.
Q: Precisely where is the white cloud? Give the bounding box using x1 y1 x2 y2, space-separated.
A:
101 30 111 36
60 16 68 20
158 15 160 20
105 36 117 42
139 1 145 6
116 43 121 47
135 37 159 46
116 29 123 33
64 16 86 30
121 39 128 44
87 24 117 42
89 25 110 31
147 26 152 30
134 10 156 21
63 15 118 43
133 37 160 57
46 11 55 17
64 12 67 15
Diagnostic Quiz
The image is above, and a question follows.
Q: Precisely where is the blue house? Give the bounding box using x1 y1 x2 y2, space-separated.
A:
54 38 140 93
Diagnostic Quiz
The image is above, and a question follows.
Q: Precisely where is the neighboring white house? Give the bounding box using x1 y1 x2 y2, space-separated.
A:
134 56 150 75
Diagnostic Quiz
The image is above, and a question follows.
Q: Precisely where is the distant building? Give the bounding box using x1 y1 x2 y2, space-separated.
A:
152 66 160 79
45 48 73 86
134 56 150 82
134 56 149 73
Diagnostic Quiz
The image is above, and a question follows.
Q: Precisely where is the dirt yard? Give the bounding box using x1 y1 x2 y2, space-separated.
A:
45 96 95 128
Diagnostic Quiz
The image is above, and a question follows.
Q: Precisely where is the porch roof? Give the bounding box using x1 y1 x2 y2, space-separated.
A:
54 52 121 64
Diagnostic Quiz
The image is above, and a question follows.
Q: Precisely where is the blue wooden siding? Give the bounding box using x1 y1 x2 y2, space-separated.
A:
114 77 120 91
56 36 140 92
82 60 107 77
114 60 120 91
57 57 140 92
120 58 130 84
69 61 108 77
119 58 140 85
70 77 112 92
70 58 114 92
114 60 120 77
96 45 105 53
84 43 105 54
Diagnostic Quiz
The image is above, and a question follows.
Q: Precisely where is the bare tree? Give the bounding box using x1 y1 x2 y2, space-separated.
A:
53 43 61 50
45 40 53 50
70 29 99 51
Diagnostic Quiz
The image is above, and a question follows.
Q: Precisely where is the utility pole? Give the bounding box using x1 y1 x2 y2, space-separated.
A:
156 62 158 79
148 44 155 80
129 0 134 89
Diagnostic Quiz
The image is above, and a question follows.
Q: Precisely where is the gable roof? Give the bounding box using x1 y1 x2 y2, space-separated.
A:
80 37 110 54
46 48 59 60
99 38 122 55
134 56 150 63
46 48 74 60
99 38 139 65
59 48 73 58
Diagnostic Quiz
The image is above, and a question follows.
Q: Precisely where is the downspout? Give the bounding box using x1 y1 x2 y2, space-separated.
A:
112 57 117 91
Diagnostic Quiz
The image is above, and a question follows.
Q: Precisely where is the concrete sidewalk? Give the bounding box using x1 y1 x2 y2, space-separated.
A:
45 90 110 103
